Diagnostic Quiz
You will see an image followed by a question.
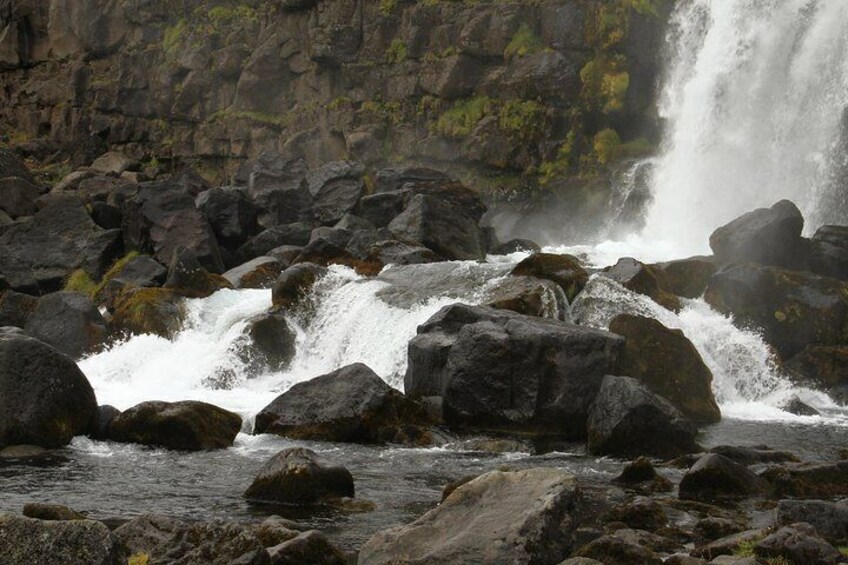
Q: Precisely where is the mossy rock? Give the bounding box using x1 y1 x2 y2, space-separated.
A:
110 287 185 339
510 253 589 302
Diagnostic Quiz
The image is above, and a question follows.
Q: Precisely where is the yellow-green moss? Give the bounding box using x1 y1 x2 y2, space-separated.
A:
593 128 622 165
64 269 97 297
497 99 546 139
163 19 187 58
435 96 493 138
379 0 398 15
504 24 544 59
92 251 141 299
386 39 408 64
128 553 150 565
580 55 630 114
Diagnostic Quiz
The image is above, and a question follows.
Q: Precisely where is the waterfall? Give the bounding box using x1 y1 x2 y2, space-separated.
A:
642 0 848 253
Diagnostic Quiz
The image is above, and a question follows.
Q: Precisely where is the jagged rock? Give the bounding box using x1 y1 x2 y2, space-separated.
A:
367 239 439 266
485 275 569 319
810 225 848 280
694 517 746 542
24 291 107 358
587 375 699 458
0 197 122 294
755 522 844 565
0 513 125 565
307 161 365 225
109 287 184 338
708 445 799 465
0 330 97 448
224 257 285 289
0 290 38 327
574 531 664 565
609 314 720 423
89 201 122 230
196 186 259 250
266 530 347 565
678 454 769 502
164 247 232 298
271 263 327 310
98 255 168 308
374 166 450 193
22 503 86 521
614 457 673 492
705 264 848 359
510 253 589 301
112 514 188 556
357 191 409 228
235 223 316 263
603 257 681 312
108 400 242 451
0 176 41 218
492 238 542 255
761 460 848 498
785 346 848 402
246 154 313 229
777 500 848 544
709 200 807 269
335 213 374 232
405 304 623 439
244 447 354 505
90 151 136 175
779 396 820 416
690 529 768 560
254 363 431 445
607 498 668 531
237 310 297 375
359 468 580 565
651 256 717 299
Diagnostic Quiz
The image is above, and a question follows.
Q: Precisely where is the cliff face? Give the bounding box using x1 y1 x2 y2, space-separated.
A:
0 0 669 239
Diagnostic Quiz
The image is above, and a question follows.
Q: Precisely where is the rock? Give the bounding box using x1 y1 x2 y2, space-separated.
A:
108 400 242 450
708 445 799 465
761 461 848 498
359 468 580 565
295 228 379 274
694 517 745 542
22 503 85 521
254 363 430 445
603 257 682 312
755 522 844 565
244 447 354 505
266 530 347 565
164 247 232 298
608 314 720 424
614 457 673 492
388 193 486 261
708 556 758 564
335 213 374 232
587 375 699 458
251 516 301 547
492 238 542 254
0 290 39 327
485 275 569 319
651 257 717 299
0 513 125 565
705 264 848 359
574 531 664 565
112 514 188 556
0 330 97 448
357 191 409 228
366 239 440 266
785 346 848 401
271 263 327 310
510 253 589 301
109 287 184 338
405 304 623 440
237 310 297 374
0 176 41 218
678 454 769 502
98 255 168 308
246 154 313 229
690 529 767 560
24 291 107 358
779 396 820 416
777 500 848 544
89 201 122 230
0 445 53 461
224 257 285 289
307 161 365 225
607 498 668 531
235 223 316 263
122 180 225 273
709 200 807 269
374 166 450 194
90 151 136 175
92 405 120 440
196 186 259 251
0 197 122 294
558 559 605 565
810 225 848 280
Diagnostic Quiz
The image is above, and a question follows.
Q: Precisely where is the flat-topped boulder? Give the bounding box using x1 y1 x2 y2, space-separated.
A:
0 514 125 565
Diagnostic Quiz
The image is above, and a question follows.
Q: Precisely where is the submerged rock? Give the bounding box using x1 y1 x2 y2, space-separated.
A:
603 257 681 312
484 275 568 320
244 447 354 505
109 287 185 339
108 400 242 451
359 468 580 565
0 513 125 565
271 263 327 310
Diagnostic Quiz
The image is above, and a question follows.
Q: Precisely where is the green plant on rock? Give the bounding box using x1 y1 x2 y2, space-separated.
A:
435 96 493 138
538 129 577 186
163 19 187 59
64 269 98 297
386 38 408 64
379 0 398 15
580 54 630 114
593 128 622 165
497 99 545 139
504 23 544 59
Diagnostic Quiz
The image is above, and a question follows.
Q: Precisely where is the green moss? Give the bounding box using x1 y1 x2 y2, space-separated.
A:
497 100 545 139
538 129 577 186
504 24 544 59
435 96 493 138
128 554 150 565
207 5 258 27
379 0 398 15
359 99 405 126
580 55 630 114
593 128 621 165
386 39 408 64
839 546 848 557
209 108 290 128
163 19 187 58
64 269 97 297
328 96 353 111
92 252 141 299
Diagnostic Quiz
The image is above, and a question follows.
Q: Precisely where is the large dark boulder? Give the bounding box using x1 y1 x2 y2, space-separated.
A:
603 257 681 311
24 291 107 358
267 530 347 565
108 400 242 451
0 176 41 219
777 500 848 544
678 454 769 502
254 363 430 445
374 166 450 194
236 310 297 375
650 256 717 299
196 186 259 251
709 200 807 269
357 191 409 228
0 514 125 565
0 197 122 294
164 248 232 298
510 253 589 301
244 447 354 505
785 346 848 404
587 375 699 458
0 290 38 327
810 225 848 280
223 256 285 289
609 314 720 423
109 287 185 339
705 264 848 359
271 263 327 310
122 180 225 273
359 468 580 565
388 194 486 261
761 461 848 498
0 330 98 448
246 154 313 229
98 255 168 308
755 522 844 565
234 223 316 263
306 161 365 225
404 304 623 439
484 275 569 320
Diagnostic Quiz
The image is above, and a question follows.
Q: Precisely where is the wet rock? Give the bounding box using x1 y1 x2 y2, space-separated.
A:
271 263 327 310
694 517 746 542
705 264 848 359
109 287 184 338
224 257 285 289
785 345 848 401
405 304 623 440
164 247 232 298
651 256 717 299
558 559 605 565
709 200 807 269
294 229 379 274
510 253 589 301
690 529 767 560
244 447 354 505
23 502 85 521
99 255 168 309
777 500 848 544
708 445 799 465
266 530 347 565
588 375 699 458
0 330 97 448
366 239 439 266
603 257 682 312
607 498 668 531
359 468 580 565
0 513 125 565
0 290 38 327
810 225 848 280
307 161 365 225
254 363 430 445
89 201 122 230
250 516 301 547
24 291 106 358
614 457 673 492
609 314 720 423
755 522 844 565
374 166 450 194
491 238 541 255
678 454 769 502
761 461 848 498
232 310 297 377
108 400 242 451
246 154 313 229
574 530 664 565
485 275 569 319
357 191 409 228
234 223 316 264
388 193 486 261
196 186 259 251
91 405 120 440
0 445 53 461
112 514 188 556
779 396 820 416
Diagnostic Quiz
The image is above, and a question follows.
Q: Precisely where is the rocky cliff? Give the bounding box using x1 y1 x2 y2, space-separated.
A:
0 0 669 240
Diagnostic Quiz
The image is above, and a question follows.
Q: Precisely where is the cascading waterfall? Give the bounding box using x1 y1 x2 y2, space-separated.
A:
642 0 848 253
